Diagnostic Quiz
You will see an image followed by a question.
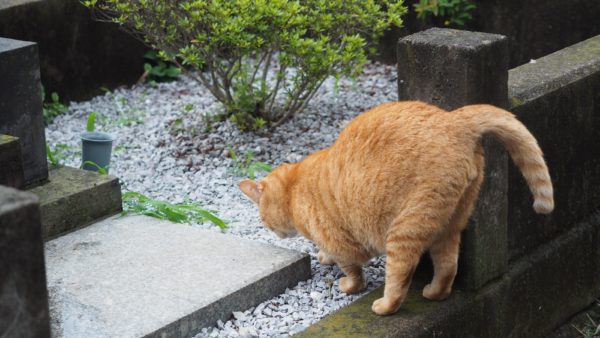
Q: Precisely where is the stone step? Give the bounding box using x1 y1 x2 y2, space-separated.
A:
45 215 311 338
27 165 122 240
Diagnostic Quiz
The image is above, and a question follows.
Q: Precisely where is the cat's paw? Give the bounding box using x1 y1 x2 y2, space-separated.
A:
338 276 366 294
317 250 335 265
371 297 401 316
422 283 451 301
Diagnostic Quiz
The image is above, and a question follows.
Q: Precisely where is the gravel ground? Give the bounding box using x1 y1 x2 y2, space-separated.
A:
45 62 398 337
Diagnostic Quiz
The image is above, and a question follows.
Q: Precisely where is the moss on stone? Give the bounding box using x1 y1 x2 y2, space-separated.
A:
28 166 122 239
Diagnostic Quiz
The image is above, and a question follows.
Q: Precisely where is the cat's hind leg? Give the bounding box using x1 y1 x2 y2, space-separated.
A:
422 231 461 301
423 149 484 300
373 182 468 315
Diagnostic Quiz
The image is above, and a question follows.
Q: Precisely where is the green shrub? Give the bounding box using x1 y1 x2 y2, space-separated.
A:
140 50 181 84
228 146 272 179
41 86 68 125
413 0 476 27
83 0 406 130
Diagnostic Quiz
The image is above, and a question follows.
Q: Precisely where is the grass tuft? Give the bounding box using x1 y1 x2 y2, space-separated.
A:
228 146 272 180
122 191 228 230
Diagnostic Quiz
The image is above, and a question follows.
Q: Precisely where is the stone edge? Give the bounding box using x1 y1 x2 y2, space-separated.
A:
145 253 312 338
509 35 600 106
28 166 122 239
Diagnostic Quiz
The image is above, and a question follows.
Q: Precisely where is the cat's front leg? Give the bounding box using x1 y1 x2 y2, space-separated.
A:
317 250 335 265
337 262 366 294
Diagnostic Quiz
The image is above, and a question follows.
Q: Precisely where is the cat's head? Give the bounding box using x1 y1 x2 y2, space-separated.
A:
239 164 297 239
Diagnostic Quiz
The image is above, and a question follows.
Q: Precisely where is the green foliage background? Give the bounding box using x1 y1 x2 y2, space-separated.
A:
84 0 406 130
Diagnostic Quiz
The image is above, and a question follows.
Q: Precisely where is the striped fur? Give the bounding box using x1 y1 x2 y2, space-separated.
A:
239 101 553 315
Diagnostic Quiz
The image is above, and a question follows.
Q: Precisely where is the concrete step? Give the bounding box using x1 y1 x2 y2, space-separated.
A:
28 165 122 240
45 215 311 338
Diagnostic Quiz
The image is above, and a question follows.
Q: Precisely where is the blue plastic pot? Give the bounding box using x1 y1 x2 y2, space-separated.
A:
81 132 114 173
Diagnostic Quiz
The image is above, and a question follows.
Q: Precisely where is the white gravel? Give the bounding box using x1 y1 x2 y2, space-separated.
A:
45 62 398 337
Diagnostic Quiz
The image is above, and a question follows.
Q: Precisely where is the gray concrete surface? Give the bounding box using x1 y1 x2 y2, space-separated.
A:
45 215 310 338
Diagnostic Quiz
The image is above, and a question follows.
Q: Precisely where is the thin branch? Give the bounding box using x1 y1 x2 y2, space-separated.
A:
271 76 326 128
266 65 287 117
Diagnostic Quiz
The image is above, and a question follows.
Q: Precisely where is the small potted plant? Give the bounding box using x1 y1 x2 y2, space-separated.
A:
81 112 114 173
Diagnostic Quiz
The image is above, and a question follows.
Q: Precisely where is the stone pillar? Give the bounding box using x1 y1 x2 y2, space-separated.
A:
0 135 25 189
0 37 47 186
397 28 509 290
0 186 51 337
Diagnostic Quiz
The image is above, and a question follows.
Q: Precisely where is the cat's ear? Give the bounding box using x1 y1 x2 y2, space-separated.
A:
239 180 264 204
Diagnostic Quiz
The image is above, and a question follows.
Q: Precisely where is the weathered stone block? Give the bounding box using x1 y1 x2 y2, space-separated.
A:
0 185 50 337
0 37 47 186
398 28 509 109
507 35 600 259
27 166 122 239
397 28 509 289
0 135 25 189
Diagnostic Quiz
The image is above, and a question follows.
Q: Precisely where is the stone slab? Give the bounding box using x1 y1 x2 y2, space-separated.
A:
0 37 47 186
298 214 600 337
45 215 311 338
0 185 51 337
0 134 25 189
27 166 122 239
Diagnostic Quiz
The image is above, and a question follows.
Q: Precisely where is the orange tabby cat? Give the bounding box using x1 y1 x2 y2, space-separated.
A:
239 101 553 315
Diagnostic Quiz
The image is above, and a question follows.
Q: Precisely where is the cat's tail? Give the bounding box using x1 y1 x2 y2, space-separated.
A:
455 104 554 214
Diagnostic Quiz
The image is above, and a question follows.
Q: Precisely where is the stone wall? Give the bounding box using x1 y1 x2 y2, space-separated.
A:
381 0 600 67
507 35 600 260
0 186 51 337
0 0 147 102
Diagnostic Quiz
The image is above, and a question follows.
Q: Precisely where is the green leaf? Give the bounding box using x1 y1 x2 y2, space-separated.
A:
87 112 96 132
165 67 181 77
46 142 58 166
121 191 228 229
82 160 108 174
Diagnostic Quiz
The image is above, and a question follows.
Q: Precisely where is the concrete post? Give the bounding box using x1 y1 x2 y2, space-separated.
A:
0 37 47 186
0 135 25 189
397 28 509 290
0 186 51 337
